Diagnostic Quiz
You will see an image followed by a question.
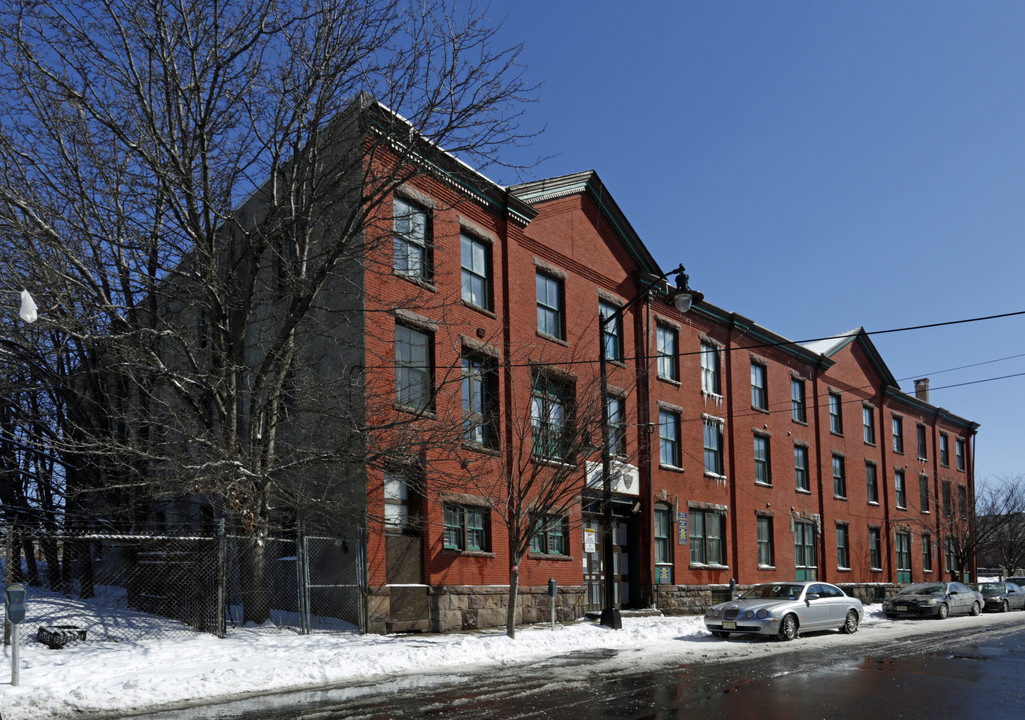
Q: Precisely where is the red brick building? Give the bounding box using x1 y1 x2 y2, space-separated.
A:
352 135 978 633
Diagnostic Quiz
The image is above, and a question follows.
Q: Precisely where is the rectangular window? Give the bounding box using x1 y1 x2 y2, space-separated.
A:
599 301 623 361
703 417 724 475
757 516 774 567
892 416 904 453
701 341 721 395
462 355 498 448
829 392 843 434
530 515 568 555
607 394 626 457
922 534 933 572
536 272 564 339
750 363 767 410
791 379 806 423
895 469 906 509
942 481 952 517
794 445 810 492
395 324 432 410
866 463 878 504
394 196 430 280
832 454 846 498
689 509 726 565
654 507 673 572
940 433 949 466
896 532 911 583
444 504 487 551
460 234 490 310
754 435 771 486
863 406 875 445
945 539 957 574
869 527 882 570
531 374 570 460
659 409 681 468
917 424 927 460
836 525 850 569
919 475 930 513
956 438 966 471
958 485 968 519
657 325 679 381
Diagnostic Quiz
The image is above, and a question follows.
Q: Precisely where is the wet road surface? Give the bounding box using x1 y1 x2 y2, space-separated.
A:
125 620 1025 720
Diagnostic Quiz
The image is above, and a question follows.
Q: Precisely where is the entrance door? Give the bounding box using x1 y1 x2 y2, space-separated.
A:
384 473 429 632
895 532 911 583
794 521 817 581
582 516 602 612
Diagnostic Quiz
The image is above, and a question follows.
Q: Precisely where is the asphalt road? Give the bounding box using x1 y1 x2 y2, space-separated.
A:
125 617 1025 720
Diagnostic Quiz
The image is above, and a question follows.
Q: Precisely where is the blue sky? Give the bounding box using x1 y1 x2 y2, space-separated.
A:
487 1 1025 483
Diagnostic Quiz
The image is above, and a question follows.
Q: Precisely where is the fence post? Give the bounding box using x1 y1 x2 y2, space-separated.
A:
216 518 226 638
296 523 310 635
3 524 11 646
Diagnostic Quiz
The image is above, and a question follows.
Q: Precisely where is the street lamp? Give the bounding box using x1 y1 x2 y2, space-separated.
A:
598 265 702 629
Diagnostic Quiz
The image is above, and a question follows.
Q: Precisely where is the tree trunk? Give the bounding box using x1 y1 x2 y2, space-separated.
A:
21 535 40 585
505 563 520 639
41 536 62 592
240 534 271 625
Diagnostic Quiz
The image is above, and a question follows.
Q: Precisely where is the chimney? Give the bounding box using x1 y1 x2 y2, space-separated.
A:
914 378 930 403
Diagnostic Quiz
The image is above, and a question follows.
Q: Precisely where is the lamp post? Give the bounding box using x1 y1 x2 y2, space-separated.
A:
598 265 701 629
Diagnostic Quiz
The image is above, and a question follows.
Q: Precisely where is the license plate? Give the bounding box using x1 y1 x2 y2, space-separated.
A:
723 621 736 630
896 605 908 612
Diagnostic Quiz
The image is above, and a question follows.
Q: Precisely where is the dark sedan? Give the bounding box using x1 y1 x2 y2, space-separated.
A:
971 581 1025 612
883 581 982 619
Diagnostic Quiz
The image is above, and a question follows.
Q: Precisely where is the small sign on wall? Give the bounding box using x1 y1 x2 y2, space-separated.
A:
677 511 688 545
655 566 672 584
583 528 597 554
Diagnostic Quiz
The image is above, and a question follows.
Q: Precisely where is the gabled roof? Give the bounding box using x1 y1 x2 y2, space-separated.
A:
508 171 663 278
802 327 899 388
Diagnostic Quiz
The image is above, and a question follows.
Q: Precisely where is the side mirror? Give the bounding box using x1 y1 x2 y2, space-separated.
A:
805 593 820 601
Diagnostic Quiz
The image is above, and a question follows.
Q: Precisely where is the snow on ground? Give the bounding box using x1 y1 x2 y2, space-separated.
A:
2 603 1024 720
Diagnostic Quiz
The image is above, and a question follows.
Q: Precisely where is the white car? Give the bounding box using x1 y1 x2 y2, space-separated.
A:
704 581 863 641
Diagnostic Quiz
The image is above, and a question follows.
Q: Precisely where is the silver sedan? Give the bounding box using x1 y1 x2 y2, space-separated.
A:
883 581 983 619
703 581 863 641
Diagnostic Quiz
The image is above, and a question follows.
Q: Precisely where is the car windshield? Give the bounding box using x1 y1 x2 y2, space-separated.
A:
740 584 803 600
898 584 945 596
977 583 1004 596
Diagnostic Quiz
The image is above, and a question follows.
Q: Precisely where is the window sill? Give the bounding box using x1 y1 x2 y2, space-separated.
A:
443 549 496 558
751 406 770 415
830 431 844 438
690 563 730 570
918 456 927 462
394 272 438 292
870 567 883 573
758 565 776 571
528 553 575 562
754 481 773 488
657 375 681 387
393 403 436 418
702 391 724 402
704 472 728 482
896 506 907 512
836 567 852 573
791 419 808 427
834 495 848 501
865 441 877 448
795 488 812 495
867 501 879 506
462 442 501 456
461 300 497 319
536 331 569 347
659 463 685 474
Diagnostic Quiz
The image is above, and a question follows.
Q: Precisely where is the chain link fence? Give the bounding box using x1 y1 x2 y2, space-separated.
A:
1 523 366 647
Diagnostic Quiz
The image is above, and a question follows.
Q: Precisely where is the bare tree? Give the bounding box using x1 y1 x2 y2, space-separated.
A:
0 0 535 621
975 476 1025 578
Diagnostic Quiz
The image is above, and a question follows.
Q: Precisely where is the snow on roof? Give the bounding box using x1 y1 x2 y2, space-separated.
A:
802 327 863 357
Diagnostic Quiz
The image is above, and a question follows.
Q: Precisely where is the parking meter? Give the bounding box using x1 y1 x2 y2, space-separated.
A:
5 584 25 687
547 578 558 597
5 584 25 624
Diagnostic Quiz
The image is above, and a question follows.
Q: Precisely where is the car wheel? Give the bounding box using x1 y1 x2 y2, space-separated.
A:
970 601 981 616
778 614 798 641
937 603 949 619
1003 600 1010 613
840 610 859 634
